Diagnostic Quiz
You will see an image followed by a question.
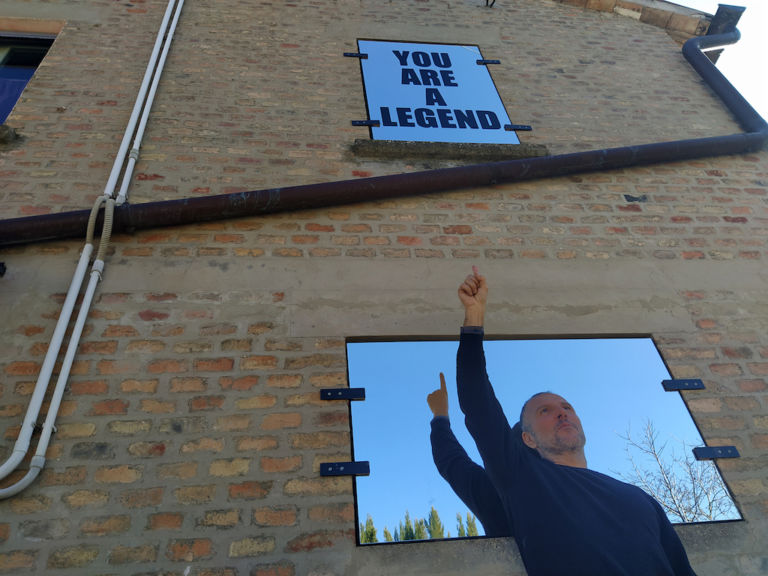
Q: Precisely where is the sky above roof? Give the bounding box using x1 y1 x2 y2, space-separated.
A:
674 0 767 120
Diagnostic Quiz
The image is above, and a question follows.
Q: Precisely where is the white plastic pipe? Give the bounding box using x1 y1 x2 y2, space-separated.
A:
0 264 103 499
0 243 93 482
0 1 182 498
117 0 186 205
104 0 179 200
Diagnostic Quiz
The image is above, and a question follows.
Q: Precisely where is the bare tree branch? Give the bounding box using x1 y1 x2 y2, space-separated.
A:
615 420 738 523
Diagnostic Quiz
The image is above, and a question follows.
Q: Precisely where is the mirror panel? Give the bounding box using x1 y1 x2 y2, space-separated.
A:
347 337 740 544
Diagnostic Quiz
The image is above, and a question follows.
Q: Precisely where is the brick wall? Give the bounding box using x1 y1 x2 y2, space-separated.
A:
1 0 767 575
1 0 738 219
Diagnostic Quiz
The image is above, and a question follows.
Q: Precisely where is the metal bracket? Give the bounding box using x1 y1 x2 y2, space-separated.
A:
662 379 705 391
321 388 366 401
344 52 368 59
693 446 739 460
351 120 380 127
476 59 500 65
504 124 532 132
320 461 370 477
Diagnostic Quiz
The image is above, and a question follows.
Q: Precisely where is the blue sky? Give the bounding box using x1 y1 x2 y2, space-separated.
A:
347 337 739 541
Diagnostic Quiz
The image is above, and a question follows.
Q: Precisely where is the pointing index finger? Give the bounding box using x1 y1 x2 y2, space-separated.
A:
439 372 446 391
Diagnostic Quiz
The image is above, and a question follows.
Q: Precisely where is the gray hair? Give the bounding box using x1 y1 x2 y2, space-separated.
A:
519 391 555 433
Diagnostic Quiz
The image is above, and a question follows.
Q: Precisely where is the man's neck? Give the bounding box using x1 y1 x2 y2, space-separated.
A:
540 449 587 469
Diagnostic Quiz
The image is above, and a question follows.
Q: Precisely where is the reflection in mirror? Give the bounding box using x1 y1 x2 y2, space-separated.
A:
346 337 740 545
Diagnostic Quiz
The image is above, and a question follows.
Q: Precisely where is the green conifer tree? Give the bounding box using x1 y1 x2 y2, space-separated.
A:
466 513 479 537
399 511 416 541
426 506 445 539
413 518 428 540
456 513 466 537
383 527 394 542
359 514 378 543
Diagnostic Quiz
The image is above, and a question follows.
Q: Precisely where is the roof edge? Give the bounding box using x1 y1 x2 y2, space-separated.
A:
554 0 711 42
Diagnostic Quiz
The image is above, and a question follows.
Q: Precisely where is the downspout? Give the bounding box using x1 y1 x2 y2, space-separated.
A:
0 29 765 248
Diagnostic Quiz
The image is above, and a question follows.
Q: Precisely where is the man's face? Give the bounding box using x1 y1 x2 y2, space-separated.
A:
521 393 586 456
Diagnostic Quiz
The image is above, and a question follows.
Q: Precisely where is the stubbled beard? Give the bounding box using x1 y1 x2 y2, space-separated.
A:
536 428 586 455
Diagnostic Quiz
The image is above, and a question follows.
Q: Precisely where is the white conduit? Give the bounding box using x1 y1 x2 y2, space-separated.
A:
104 0 179 200
0 0 183 498
118 0 186 205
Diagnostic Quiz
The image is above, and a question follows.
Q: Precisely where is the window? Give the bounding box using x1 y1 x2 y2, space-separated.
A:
346 337 740 544
0 33 53 123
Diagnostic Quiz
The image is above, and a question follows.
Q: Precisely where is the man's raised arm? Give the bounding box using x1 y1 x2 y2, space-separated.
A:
458 265 487 328
456 268 517 487
428 373 510 537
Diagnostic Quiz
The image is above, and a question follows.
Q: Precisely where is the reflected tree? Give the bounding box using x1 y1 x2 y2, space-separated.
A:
427 506 446 539
618 420 738 523
456 512 479 537
360 514 378 543
362 507 467 543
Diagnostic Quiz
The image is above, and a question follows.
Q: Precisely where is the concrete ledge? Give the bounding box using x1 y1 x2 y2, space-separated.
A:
553 0 711 42
0 16 64 35
350 139 550 161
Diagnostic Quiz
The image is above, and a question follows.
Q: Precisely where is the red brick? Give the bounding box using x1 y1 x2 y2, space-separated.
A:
241 355 278 370
119 486 162 507
148 359 188 373
308 503 355 523
738 379 767 392
90 399 128 415
108 545 157 564
141 398 176 413
170 377 206 392
285 529 354 552
220 375 260 390
80 515 131 536
189 395 225 411
167 539 213 561
228 481 272 500
174 485 216 505
138 309 170 321
149 513 183 530
261 413 301 430
40 466 87 487
266 374 302 388
47 545 99 569
249 563 295 576
195 358 234 371
709 363 743 376
79 340 118 354
252 506 297 526
261 456 302 473
747 362 768 376
198 509 240 528
4 361 40 376
751 434 768 449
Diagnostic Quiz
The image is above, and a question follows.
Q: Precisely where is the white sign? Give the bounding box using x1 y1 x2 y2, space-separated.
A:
358 40 520 144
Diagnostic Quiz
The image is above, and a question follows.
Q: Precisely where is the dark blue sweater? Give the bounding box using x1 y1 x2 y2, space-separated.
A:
430 416 511 537
456 328 697 576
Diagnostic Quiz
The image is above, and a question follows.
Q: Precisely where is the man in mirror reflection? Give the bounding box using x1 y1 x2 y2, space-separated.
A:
429 266 697 575
428 372 511 537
